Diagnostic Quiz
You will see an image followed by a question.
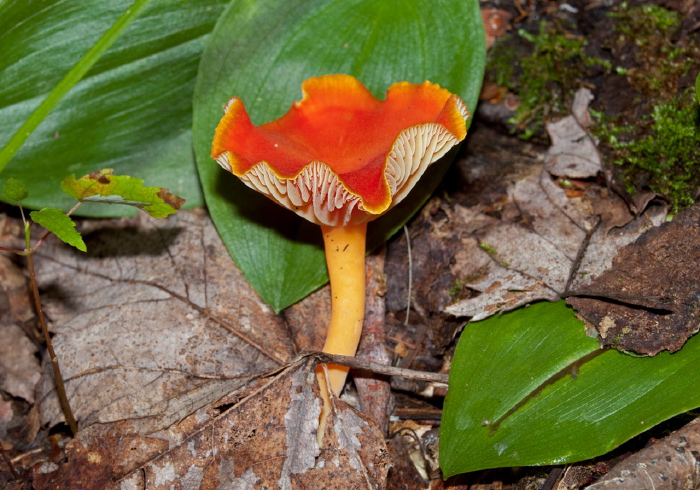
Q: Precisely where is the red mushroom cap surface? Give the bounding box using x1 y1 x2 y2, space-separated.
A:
212 74 469 226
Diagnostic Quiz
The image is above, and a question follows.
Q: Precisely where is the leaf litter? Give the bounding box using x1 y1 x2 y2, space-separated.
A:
568 203 700 355
1 71 696 490
20 208 389 488
32 208 293 433
33 357 388 489
443 89 666 322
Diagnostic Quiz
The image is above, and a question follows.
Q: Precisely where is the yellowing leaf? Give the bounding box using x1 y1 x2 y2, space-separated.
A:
61 169 185 218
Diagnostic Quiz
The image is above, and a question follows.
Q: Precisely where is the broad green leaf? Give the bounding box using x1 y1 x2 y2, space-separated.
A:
0 0 152 175
62 169 185 218
0 0 228 216
193 0 486 311
30 208 86 252
3 177 28 202
440 301 700 477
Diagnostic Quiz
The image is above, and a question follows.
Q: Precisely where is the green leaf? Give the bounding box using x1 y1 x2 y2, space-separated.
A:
2 177 28 202
0 0 228 216
696 72 700 105
30 208 86 252
193 0 486 311
440 301 700 477
61 169 185 218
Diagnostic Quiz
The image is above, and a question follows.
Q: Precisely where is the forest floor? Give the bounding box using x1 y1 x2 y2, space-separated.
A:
1 0 700 488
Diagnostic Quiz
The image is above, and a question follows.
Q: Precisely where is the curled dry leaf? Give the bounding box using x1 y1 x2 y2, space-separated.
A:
34 358 389 489
567 204 700 355
34 208 294 433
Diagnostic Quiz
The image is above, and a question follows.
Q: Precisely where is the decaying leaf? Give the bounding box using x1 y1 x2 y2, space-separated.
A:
444 164 666 321
0 323 41 403
34 208 293 434
545 88 602 179
34 358 389 489
567 204 700 355
587 417 700 489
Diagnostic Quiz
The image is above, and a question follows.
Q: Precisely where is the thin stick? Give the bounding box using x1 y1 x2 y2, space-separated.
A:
26 253 77 435
0 245 26 255
306 351 449 384
403 225 412 326
0 441 19 479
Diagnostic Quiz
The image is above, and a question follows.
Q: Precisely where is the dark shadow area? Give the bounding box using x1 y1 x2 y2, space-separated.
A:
80 225 184 258
213 165 323 249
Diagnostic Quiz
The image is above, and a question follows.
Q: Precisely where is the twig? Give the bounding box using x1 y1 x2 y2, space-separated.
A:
563 218 600 294
0 245 26 255
299 351 449 384
26 252 77 435
403 225 413 326
0 441 19 479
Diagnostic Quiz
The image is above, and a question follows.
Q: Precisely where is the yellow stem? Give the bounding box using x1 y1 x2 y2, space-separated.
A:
318 222 367 393
316 222 367 441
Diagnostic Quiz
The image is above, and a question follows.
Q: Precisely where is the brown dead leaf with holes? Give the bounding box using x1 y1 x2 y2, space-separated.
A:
33 357 389 489
567 204 700 355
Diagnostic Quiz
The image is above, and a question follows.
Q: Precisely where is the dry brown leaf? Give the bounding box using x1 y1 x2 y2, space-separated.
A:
567 204 700 355
34 358 389 489
587 417 700 489
0 324 41 403
545 88 602 179
444 164 666 321
33 208 292 433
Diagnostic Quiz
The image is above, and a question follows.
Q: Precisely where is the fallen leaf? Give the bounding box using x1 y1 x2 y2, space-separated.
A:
0 323 41 403
444 164 665 321
567 204 700 355
34 358 389 489
587 417 700 489
33 208 293 433
545 88 602 179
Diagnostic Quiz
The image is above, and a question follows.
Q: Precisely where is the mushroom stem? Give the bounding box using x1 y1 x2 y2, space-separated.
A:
317 221 367 396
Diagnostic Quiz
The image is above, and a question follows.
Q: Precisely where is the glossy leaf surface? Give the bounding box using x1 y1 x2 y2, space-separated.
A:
0 0 227 215
441 301 700 477
193 0 485 311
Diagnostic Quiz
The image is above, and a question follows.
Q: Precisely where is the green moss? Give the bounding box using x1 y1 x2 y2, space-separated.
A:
608 3 693 99
479 242 497 257
487 20 610 139
593 4 700 212
449 279 465 296
597 91 700 212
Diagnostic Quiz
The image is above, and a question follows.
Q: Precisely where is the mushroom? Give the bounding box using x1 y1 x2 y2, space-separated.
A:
212 74 469 431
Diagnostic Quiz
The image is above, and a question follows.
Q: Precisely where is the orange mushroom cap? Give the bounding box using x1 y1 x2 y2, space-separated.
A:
212 74 470 227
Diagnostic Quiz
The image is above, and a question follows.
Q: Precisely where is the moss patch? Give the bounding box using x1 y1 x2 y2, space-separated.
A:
487 19 610 139
594 3 700 212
